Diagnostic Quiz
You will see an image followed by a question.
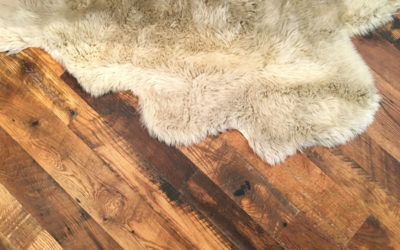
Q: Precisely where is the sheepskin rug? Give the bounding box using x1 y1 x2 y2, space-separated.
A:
1 0 399 165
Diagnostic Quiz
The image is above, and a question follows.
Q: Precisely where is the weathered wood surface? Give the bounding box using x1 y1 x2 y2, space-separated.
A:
0 15 399 250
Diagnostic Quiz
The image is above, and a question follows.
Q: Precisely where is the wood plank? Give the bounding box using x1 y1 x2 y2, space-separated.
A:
0 52 201 250
1 50 81 126
340 133 400 201
179 136 343 250
352 34 400 92
347 215 396 250
180 136 299 238
365 100 400 164
374 71 400 131
364 70 400 163
0 231 18 250
305 147 400 249
181 170 284 250
0 128 124 250
12 49 237 250
30 48 65 76
340 72 400 201
349 32 400 166
0 184 62 250
277 212 342 250
218 130 369 246
62 72 285 250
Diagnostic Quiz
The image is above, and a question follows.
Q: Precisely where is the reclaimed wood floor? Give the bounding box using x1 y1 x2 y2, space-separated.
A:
1 14 400 250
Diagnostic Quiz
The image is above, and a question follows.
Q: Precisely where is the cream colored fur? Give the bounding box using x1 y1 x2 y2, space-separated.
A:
1 0 399 165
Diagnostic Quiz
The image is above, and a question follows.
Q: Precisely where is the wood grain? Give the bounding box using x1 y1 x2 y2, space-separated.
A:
180 136 343 249
218 130 369 246
181 170 284 250
30 48 65 76
0 184 62 250
347 215 396 250
305 147 400 249
0 128 124 250
0 232 17 250
353 34 400 95
180 135 298 239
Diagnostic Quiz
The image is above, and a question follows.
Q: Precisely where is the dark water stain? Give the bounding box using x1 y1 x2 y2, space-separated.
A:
245 180 251 190
233 188 246 197
233 180 251 197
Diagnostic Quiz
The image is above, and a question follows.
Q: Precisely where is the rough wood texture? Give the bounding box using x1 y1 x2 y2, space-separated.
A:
0 15 400 250
0 184 62 250
0 128 124 250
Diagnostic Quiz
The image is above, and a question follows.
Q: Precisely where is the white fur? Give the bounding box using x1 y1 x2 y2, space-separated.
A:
1 0 398 165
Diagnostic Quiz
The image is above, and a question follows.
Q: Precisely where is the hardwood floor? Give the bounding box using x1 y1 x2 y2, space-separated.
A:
0 15 400 250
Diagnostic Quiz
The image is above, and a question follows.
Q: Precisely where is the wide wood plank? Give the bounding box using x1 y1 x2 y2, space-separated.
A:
305 147 400 249
218 130 369 246
347 215 396 250
179 136 342 249
0 184 62 250
350 35 400 166
340 133 400 201
181 171 284 250
180 135 299 238
0 128 124 250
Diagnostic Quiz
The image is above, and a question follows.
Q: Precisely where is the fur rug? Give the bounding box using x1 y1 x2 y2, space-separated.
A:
1 0 399 165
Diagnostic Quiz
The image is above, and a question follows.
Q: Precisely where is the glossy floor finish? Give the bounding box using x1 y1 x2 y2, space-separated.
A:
0 14 400 250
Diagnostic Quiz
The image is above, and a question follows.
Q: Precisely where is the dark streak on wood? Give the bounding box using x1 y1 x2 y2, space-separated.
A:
61 71 198 190
181 170 284 250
